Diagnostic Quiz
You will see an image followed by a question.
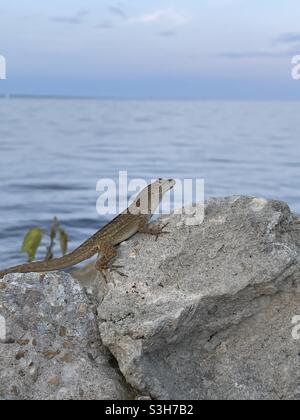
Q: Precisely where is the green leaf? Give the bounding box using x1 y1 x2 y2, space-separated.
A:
59 228 68 256
21 228 43 262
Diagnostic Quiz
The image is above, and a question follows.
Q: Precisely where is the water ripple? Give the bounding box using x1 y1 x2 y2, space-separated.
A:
0 98 300 266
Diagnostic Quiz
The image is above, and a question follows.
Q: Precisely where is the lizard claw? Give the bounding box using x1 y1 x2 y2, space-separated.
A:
98 268 108 282
110 265 128 277
155 222 170 241
96 263 128 280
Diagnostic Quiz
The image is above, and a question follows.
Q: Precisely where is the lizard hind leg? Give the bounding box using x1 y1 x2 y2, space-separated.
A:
95 243 127 280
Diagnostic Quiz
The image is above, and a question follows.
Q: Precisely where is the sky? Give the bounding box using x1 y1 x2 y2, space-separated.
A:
1 0 300 99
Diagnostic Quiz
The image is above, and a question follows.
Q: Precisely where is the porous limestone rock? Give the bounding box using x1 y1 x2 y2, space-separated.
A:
0 272 129 400
2 196 300 400
98 196 300 400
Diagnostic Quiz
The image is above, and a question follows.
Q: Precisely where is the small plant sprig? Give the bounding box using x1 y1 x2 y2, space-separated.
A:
21 217 68 262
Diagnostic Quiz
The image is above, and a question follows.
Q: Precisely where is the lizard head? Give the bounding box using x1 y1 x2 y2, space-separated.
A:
128 178 176 216
156 178 176 196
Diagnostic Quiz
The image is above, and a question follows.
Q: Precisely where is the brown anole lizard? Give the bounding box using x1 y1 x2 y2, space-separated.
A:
0 179 175 279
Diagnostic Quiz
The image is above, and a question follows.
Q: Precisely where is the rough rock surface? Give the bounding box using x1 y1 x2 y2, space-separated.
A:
98 196 300 400
0 273 129 400
1 196 300 400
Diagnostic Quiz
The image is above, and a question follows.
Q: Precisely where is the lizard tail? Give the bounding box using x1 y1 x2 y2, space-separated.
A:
0 244 97 279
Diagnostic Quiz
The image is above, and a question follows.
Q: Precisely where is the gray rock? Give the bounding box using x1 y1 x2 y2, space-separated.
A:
0 272 129 400
98 196 300 400
2 196 300 400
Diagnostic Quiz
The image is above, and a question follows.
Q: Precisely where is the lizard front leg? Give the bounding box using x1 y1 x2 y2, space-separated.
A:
95 242 127 279
138 219 169 241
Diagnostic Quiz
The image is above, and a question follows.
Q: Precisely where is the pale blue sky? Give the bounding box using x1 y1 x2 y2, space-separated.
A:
1 0 300 98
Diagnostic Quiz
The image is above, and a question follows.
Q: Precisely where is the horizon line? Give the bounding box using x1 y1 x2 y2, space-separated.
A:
1 93 300 102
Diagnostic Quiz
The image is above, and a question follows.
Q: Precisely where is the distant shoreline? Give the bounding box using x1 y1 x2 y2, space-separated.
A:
0 94 300 102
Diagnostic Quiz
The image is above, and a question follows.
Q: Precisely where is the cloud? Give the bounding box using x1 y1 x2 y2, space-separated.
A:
128 8 190 26
108 5 127 19
50 9 90 24
220 48 300 59
159 30 176 37
95 21 113 29
275 32 300 44
222 34 300 60
51 16 82 24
